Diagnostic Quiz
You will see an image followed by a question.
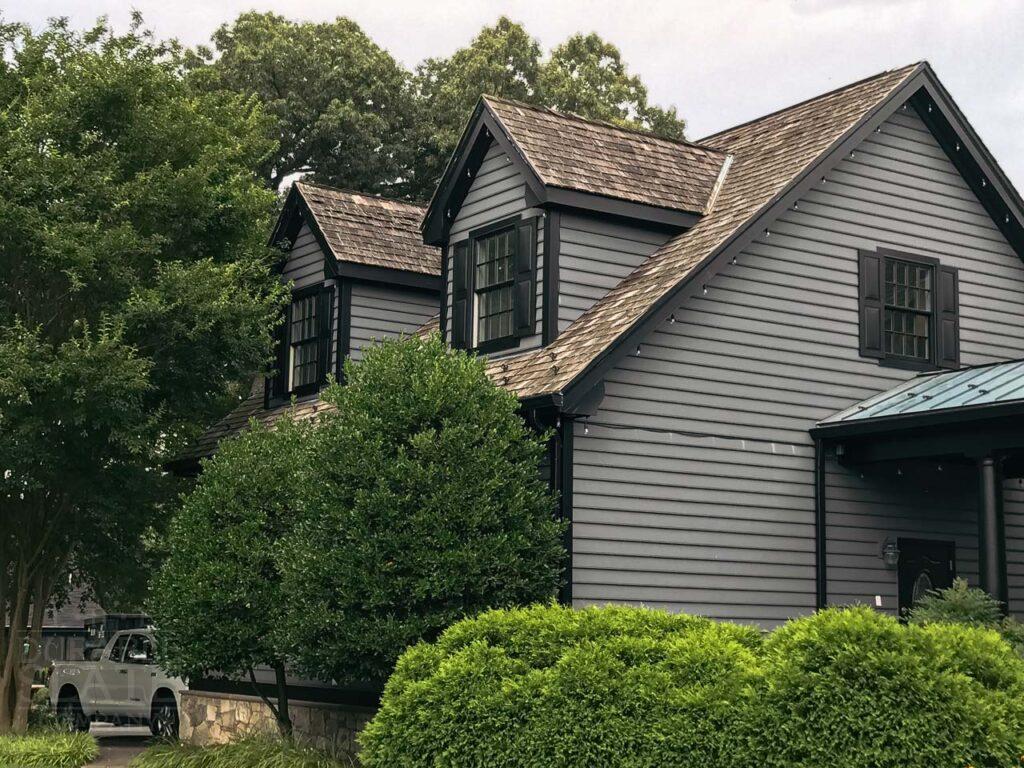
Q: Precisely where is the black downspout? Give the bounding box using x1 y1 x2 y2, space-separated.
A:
814 438 828 610
556 416 574 606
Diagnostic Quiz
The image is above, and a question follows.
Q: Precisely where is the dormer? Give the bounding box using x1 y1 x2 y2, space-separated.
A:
423 96 731 354
265 182 441 406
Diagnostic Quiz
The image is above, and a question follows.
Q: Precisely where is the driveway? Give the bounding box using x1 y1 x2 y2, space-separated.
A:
87 724 152 767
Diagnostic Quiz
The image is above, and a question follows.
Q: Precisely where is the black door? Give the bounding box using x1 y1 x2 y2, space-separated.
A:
897 538 955 617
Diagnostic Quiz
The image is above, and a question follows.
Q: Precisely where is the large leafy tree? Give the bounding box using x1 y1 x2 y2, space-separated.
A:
277 335 564 686
404 17 686 200
0 16 285 733
539 33 684 140
149 416 315 736
408 17 542 199
189 12 414 193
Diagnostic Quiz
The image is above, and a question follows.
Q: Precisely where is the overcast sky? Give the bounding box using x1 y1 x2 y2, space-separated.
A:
6 0 1022 186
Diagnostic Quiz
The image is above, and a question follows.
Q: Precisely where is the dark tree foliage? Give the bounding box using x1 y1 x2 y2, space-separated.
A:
188 12 415 194
191 13 686 201
0 15 285 733
149 416 316 736
277 335 565 686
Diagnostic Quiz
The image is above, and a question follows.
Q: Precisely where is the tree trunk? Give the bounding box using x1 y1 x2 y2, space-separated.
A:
247 663 293 739
11 572 48 734
273 661 292 739
0 566 29 734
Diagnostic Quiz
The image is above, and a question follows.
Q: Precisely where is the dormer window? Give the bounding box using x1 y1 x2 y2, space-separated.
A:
475 227 516 346
289 293 321 390
269 285 333 401
450 217 537 353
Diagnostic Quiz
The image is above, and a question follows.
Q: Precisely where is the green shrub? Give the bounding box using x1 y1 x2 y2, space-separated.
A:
908 577 1024 656
129 736 351 768
358 603 762 767
907 578 1004 627
277 336 564 687
28 685 59 730
743 606 1024 768
0 731 98 768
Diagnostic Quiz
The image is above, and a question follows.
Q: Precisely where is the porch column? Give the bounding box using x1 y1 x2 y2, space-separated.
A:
977 455 1008 608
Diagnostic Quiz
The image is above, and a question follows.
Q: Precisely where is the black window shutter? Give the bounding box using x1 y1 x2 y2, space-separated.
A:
316 287 333 383
858 250 884 359
451 241 469 348
935 265 960 369
271 307 289 399
514 218 537 338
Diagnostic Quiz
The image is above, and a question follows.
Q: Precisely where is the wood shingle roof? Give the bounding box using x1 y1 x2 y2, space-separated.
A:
483 96 730 215
295 182 439 276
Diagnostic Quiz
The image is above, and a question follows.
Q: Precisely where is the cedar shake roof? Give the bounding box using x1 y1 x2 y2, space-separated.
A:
295 182 439 276
181 379 334 464
486 64 924 399
483 96 730 215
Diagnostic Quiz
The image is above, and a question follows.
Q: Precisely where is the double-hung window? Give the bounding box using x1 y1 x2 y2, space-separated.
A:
289 293 320 390
474 228 516 346
883 258 932 362
858 248 959 370
268 285 333 402
449 217 537 353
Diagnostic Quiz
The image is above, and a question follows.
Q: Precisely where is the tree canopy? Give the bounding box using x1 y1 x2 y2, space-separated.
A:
0 15 285 733
192 14 686 200
149 416 316 735
407 18 686 200
278 335 564 686
189 12 414 193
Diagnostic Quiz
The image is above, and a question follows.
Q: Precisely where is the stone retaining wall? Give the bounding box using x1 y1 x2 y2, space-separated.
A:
179 689 375 759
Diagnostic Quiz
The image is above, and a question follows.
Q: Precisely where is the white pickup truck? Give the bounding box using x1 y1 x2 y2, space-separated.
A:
49 629 186 738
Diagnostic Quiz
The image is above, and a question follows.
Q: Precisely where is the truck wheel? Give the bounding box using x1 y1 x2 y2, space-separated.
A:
150 696 179 740
57 692 90 733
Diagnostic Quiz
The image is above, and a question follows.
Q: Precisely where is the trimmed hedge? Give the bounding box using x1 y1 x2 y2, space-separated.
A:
0 731 98 768
359 603 762 767
360 604 1024 768
747 606 1024 768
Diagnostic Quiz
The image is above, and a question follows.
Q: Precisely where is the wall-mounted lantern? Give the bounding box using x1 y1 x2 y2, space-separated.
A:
881 539 900 569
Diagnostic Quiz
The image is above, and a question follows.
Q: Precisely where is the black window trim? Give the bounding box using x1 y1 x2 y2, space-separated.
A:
879 248 939 371
465 216 534 354
860 247 957 373
472 221 518 353
272 283 334 400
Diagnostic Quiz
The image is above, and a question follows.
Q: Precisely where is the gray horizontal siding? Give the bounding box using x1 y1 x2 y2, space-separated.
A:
347 282 438 362
447 141 544 355
282 223 325 289
573 103 1024 624
558 214 670 332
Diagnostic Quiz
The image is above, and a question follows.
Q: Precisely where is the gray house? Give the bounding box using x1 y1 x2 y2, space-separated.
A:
190 61 1024 627
420 61 1024 624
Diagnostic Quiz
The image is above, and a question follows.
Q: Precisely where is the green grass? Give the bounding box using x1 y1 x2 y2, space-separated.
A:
0 730 99 768
129 737 354 768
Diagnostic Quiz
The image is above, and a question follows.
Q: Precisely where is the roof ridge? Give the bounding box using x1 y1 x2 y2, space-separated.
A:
699 62 925 144
481 94 725 155
295 180 427 212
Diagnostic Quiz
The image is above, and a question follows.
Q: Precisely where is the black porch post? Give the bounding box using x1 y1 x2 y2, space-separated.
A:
977 455 1008 609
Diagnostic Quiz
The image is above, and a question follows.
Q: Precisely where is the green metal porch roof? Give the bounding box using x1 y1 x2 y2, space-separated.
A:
814 359 1024 436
